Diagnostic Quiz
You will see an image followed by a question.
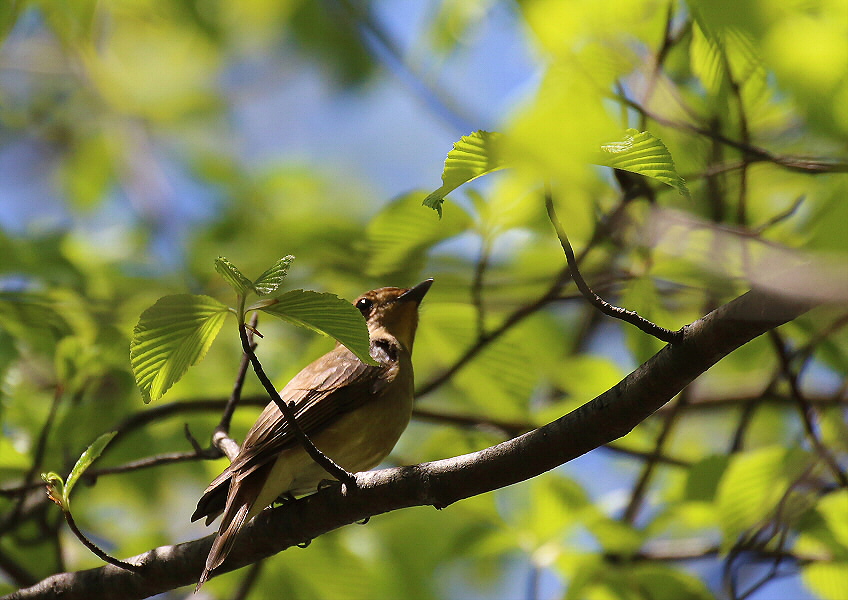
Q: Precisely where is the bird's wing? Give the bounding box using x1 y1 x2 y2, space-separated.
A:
191 342 398 524
229 343 398 477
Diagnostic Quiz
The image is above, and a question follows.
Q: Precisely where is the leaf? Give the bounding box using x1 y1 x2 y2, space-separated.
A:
259 290 376 365
596 129 689 197
254 255 295 296
130 294 229 403
40 472 66 509
63 431 117 506
716 445 811 551
214 256 256 296
423 130 507 216
366 192 472 277
803 562 848 600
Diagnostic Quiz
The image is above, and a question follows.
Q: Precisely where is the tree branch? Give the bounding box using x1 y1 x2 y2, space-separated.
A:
2 285 818 600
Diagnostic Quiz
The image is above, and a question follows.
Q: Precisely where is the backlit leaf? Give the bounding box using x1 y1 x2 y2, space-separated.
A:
259 290 375 365
130 294 229 403
254 255 295 296
596 129 689 196
215 256 256 296
63 431 117 506
423 130 507 216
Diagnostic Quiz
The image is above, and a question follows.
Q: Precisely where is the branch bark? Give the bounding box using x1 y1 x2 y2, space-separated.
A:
2 286 817 600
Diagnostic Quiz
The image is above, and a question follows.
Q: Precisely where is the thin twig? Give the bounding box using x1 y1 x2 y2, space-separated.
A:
417 197 631 398
545 187 683 344
237 320 355 486
62 510 141 572
210 312 260 462
754 195 806 234
219 312 259 434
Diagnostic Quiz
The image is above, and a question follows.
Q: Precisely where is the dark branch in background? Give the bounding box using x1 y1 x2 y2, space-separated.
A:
416 191 633 398
471 237 491 339
616 94 848 175
0 548 37 588
3 285 818 600
544 187 684 344
232 561 263 600
768 330 848 488
237 318 355 486
0 388 62 535
622 390 690 524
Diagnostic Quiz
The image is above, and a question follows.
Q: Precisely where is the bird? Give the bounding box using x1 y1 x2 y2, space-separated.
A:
191 279 433 589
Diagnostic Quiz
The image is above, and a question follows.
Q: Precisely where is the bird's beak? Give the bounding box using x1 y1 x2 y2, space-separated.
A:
398 278 433 304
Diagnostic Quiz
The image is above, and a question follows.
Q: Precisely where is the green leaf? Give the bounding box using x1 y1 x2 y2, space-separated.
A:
254 255 295 296
0 292 72 344
214 256 256 296
130 294 229 403
803 562 848 600
367 192 472 277
40 472 66 510
716 445 811 551
259 290 376 365
595 129 689 197
63 431 117 506
423 130 507 216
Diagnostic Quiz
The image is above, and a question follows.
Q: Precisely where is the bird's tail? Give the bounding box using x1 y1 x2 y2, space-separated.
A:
195 473 264 592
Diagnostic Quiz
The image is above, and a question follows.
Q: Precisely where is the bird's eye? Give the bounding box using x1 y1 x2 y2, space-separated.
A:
355 297 373 315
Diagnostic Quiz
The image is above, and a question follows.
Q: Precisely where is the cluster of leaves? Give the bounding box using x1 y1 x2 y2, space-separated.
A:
130 256 374 404
0 1 846 600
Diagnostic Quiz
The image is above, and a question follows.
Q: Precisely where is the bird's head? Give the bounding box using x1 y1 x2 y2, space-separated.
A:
354 279 433 353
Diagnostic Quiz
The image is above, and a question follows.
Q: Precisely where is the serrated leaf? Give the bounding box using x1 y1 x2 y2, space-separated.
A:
130 294 229 403
215 256 256 296
259 290 376 365
367 192 472 277
254 255 295 296
63 431 117 506
596 129 689 197
716 445 811 551
423 130 507 216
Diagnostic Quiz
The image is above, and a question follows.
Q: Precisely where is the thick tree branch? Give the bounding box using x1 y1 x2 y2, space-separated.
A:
3 285 818 600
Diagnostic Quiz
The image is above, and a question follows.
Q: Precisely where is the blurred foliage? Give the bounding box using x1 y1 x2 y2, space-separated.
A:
0 1 846 600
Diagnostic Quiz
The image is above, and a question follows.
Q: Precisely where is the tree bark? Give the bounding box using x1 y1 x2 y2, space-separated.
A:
2 287 816 600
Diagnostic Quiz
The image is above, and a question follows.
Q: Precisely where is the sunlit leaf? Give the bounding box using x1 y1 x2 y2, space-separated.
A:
130 294 230 403
254 255 295 296
423 130 507 216
63 431 117 506
716 445 811 551
803 562 848 600
215 256 256 296
259 290 376 365
367 192 472 277
596 129 689 196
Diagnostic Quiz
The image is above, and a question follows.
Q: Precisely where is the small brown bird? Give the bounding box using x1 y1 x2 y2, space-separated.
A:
192 279 432 588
